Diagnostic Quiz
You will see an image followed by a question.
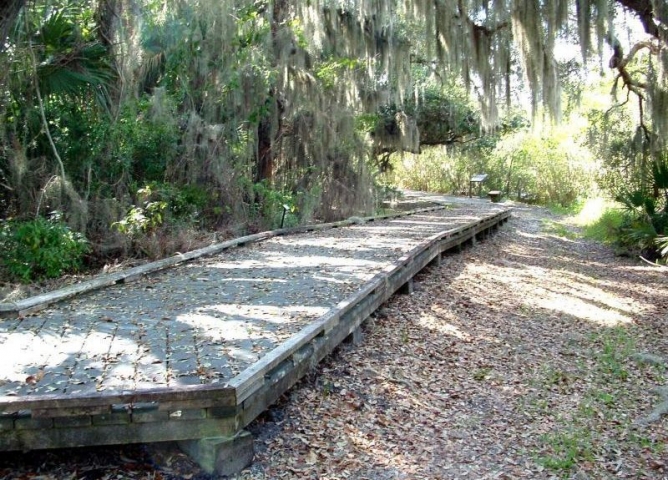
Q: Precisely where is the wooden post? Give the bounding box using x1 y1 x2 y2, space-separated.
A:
179 431 254 476
398 278 414 295
344 326 364 346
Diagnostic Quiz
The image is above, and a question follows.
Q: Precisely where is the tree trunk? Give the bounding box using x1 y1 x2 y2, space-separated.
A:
256 108 274 184
95 0 122 110
254 0 289 185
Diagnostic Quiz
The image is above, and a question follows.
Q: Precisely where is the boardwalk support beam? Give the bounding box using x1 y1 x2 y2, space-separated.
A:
344 325 364 346
398 278 414 295
178 430 254 476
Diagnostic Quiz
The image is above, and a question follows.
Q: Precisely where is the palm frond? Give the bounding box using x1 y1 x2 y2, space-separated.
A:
652 159 668 190
33 13 112 104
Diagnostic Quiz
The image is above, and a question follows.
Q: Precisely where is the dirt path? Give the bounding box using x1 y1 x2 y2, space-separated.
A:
2 203 667 479
238 203 668 479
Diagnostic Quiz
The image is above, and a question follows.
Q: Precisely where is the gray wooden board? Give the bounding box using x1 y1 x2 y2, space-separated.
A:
4 205 481 408
0 208 509 415
0 383 238 413
0 200 509 451
0 207 444 319
0 416 238 450
228 209 510 404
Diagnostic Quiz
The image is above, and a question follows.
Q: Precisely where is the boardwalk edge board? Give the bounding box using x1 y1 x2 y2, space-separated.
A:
0 207 511 454
227 211 509 404
0 206 445 319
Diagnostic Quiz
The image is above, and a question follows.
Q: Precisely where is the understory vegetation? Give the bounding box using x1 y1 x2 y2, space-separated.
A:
1 0 667 281
537 195 668 262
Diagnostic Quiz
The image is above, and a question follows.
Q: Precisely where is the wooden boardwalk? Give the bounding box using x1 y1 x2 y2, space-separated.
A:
0 195 509 470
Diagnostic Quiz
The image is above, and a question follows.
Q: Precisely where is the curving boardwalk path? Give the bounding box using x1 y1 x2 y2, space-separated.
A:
0 193 510 473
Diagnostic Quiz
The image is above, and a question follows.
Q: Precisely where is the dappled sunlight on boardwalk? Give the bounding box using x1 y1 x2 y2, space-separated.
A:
0 202 502 400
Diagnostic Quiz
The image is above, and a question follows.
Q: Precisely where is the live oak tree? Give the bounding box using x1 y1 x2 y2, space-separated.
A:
0 0 666 247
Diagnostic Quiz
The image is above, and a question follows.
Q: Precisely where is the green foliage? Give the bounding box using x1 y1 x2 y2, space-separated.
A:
252 181 299 229
472 367 492 381
489 131 594 207
355 113 380 133
382 82 592 206
166 185 210 219
611 180 668 258
596 327 634 381
4 0 658 277
542 220 578 240
538 428 594 472
586 106 668 259
656 235 668 258
404 85 480 146
530 326 639 475
33 8 112 101
113 183 209 237
619 216 659 253
0 216 89 282
392 127 593 208
373 83 501 154
113 202 167 237
315 57 362 90
581 208 625 244
0 2 115 218
548 199 585 216
587 102 668 258
573 192 668 259
95 99 180 186
390 147 469 194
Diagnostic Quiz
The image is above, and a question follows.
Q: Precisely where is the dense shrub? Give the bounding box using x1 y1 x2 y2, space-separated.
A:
0 216 90 282
117 182 214 231
391 130 595 208
489 132 594 207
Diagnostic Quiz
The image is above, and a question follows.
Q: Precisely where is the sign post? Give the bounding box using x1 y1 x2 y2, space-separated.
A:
469 174 488 198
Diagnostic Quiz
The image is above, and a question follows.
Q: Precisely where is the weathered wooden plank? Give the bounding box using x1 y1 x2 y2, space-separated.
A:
239 345 316 427
310 294 380 367
14 417 53 430
0 417 14 431
235 208 512 401
54 416 92 428
0 273 124 318
168 409 207 421
0 416 239 451
230 209 511 404
0 233 274 317
228 273 389 403
132 410 169 423
0 205 447 319
252 263 404 394
0 205 509 451
0 383 237 414
32 405 110 418
92 411 131 426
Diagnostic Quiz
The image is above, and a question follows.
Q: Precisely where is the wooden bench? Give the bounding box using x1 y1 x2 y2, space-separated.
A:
488 190 502 203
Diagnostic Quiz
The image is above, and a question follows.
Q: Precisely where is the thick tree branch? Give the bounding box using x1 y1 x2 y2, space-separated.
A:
454 0 509 36
614 40 659 70
605 88 632 115
607 34 655 97
615 0 664 42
